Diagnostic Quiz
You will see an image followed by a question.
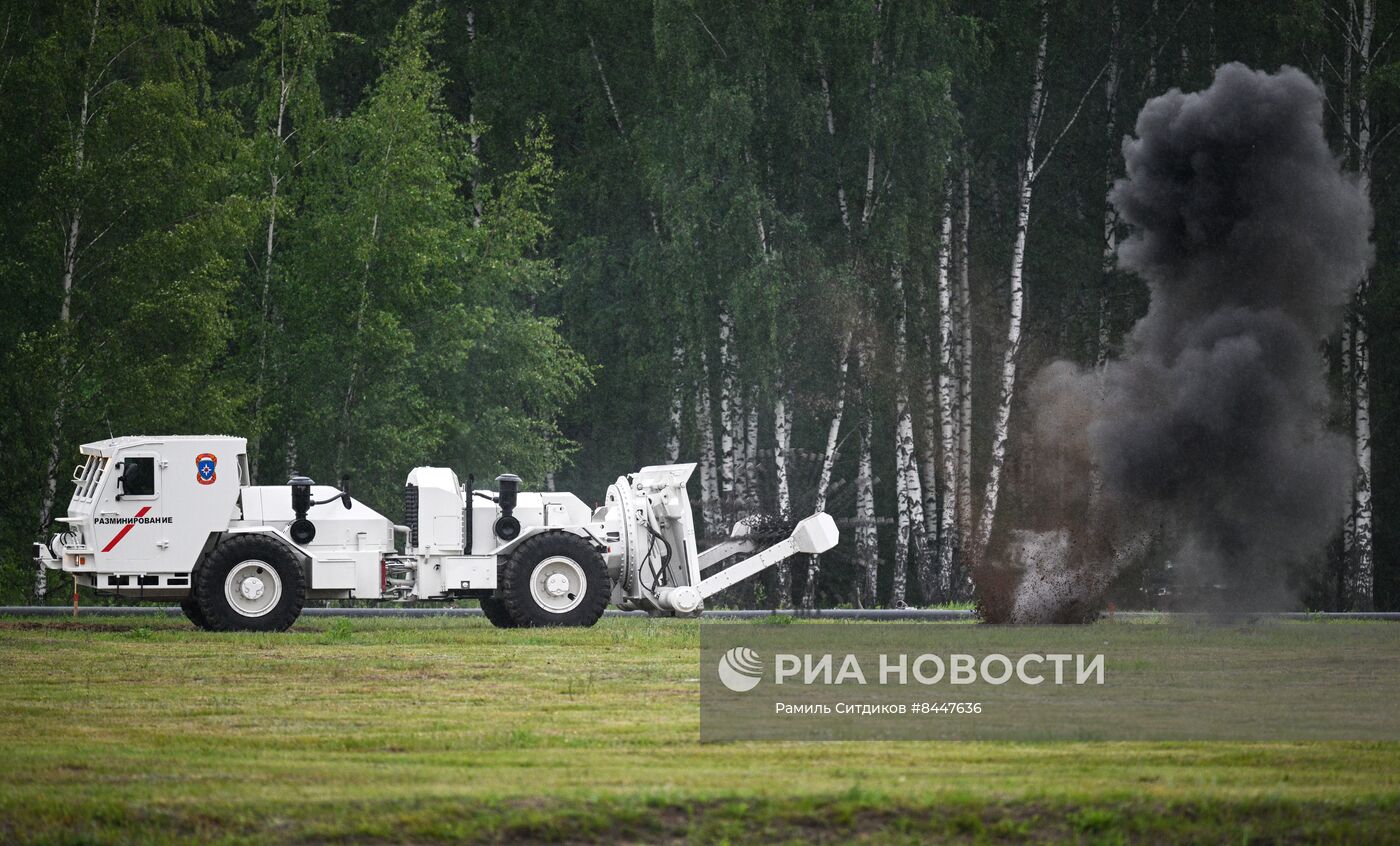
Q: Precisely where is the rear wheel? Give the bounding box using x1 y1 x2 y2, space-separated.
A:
500 532 609 627
194 534 305 632
478 595 520 628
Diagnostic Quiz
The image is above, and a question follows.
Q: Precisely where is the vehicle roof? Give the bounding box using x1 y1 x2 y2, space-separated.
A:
79 435 247 456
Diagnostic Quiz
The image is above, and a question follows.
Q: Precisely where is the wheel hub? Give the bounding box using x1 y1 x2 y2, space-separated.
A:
240 577 265 601
544 573 570 596
529 556 586 614
224 560 282 618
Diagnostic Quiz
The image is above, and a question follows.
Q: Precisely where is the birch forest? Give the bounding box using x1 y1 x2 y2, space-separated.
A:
1 0 1397 612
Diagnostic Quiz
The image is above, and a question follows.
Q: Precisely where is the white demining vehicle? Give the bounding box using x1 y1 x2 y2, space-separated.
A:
35 436 837 631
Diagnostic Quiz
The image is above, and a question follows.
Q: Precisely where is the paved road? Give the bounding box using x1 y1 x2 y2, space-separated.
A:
2 606 1398 621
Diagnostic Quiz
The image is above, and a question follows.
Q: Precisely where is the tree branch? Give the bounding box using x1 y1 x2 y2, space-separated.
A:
1036 0 1197 183
691 11 728 60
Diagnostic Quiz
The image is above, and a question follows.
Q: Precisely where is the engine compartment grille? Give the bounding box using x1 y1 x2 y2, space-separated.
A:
403 483 419 548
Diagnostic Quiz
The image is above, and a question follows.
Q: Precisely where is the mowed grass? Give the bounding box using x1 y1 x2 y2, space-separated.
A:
1 615 1397 844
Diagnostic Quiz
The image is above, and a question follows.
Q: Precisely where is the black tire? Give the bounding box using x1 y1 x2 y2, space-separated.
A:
478 595 520 628
500 532 610 627
180 594 210 630
194 534 305 632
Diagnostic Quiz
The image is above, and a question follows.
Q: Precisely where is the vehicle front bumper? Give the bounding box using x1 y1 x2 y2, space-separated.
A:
35 536 94 572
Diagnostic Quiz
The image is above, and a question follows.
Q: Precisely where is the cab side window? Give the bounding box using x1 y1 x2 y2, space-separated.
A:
120 457 156 498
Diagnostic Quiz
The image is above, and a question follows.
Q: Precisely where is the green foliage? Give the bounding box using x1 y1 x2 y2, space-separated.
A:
1 0 1397 608
0 0 256 600
0 0 587 600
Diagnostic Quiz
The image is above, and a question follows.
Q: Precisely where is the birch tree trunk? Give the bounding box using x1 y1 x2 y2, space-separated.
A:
731 388 749 518
718 306 738 520
36 0 103 600
856 350 880 606
854 4 884 606
588 28 658 233
746 176 775 527
891 262 926 603
744 387 760 516
974 3 1049 563
1147 0 1159 92
817 0 881 240
1346 0 1376 609
773 388 793 607
1340 7 1357 586
334 91 407 475
38 218 80 603
466 10 483 225
859 1 884 230
1352 286 1373 609
1088 0 1121 525
285 436 297 480
807 4 881 607
774 391 793 517
589 30 626 140
733 388 748 516
818 64 852 233
934 188 959 600
249 19 297 483
697 351 722 536
667 338 685 463
955 160 974 599
919 371 940 549
336 206 380 476
918 175 949 585
806 327 853 608
1096 0 1121 369
1342 318 1355 587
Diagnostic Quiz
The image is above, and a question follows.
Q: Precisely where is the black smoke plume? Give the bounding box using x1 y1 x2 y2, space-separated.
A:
986 64 1372 622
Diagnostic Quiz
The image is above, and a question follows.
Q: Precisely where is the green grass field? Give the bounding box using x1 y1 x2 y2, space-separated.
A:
1 614 1397 844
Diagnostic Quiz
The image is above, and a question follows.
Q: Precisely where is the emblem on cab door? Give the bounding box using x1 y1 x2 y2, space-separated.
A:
196 453 217 485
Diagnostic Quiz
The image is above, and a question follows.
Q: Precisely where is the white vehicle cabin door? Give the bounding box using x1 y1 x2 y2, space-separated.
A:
93 452 164 562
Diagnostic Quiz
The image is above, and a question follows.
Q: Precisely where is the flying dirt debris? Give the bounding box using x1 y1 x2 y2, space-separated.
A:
981 64 1373 623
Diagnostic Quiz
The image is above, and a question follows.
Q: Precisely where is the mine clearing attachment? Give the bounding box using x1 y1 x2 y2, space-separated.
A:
35 435 838 631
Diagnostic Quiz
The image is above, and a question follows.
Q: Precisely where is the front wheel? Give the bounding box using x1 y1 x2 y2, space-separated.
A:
194 534 305 632
500 532 610 627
